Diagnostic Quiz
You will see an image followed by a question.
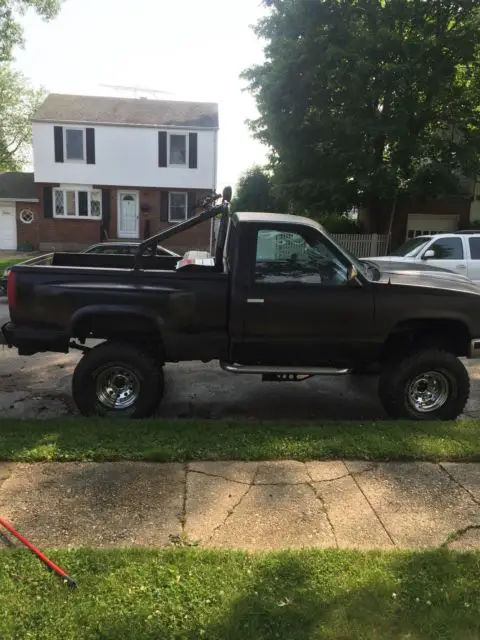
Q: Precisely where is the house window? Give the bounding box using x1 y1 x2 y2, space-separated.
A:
53 188 102 219
65 128 85 161
169 134 187 166
169 192 187 222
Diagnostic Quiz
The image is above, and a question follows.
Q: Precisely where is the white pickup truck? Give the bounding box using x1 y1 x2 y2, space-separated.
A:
369 232 480 285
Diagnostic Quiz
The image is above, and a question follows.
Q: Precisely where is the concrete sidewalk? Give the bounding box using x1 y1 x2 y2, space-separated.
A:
0 461 478 551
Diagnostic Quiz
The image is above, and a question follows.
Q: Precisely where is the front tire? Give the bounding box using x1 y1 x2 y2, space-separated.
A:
72 341 164 418
378 348 470 420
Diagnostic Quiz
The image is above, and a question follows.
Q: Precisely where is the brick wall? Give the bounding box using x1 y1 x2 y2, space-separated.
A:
105 186 212 253
17 184 212 253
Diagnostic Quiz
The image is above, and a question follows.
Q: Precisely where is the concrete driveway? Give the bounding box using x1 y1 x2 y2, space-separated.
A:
1 296 480 420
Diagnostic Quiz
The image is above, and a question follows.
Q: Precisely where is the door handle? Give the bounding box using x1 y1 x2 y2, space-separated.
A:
247 298 264 304
456 265 466 269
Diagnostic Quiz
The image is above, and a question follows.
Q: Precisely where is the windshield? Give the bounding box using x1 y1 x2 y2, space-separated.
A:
390 236 432 257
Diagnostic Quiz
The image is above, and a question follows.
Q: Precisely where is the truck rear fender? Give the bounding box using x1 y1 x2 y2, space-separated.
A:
70 305 164 342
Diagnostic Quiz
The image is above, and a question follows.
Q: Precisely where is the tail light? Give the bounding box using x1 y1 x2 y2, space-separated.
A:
7 271 16 309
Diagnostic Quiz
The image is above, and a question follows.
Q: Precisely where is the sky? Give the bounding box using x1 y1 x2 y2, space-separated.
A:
14 0 269 191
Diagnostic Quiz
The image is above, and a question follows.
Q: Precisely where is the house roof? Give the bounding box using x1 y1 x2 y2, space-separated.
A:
33 94 219 129
0 172 36 200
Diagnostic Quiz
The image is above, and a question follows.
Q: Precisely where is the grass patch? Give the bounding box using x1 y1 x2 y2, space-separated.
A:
0 255 32 271
0 418 479 462
0 548 478 639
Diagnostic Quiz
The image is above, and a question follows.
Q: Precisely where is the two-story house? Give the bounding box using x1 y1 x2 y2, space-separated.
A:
0 93 218 252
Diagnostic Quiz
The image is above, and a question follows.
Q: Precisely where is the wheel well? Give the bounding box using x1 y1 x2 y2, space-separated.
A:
72 314 165 361
382 319 470 361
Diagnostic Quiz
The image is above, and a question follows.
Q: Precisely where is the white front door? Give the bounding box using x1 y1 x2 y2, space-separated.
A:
0 201 17 250
118 192 139 238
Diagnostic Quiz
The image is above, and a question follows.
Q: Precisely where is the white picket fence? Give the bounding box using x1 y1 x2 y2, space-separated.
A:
332 233 390 257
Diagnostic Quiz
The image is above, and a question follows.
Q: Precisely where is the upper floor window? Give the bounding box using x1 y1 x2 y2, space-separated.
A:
54 126 95 164
158 131 197 168
65 128 85 161
169 134 187 166
255 228 348 285
53 187 101 219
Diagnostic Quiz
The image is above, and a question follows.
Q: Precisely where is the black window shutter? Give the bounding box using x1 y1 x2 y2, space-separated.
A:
188 133 198 169
86 128 96 164
187 191 197 218
43 186 53 218
54 127 64 163
78 191 88 216
101 189 111 241
160 191 169 221
158 132 167 167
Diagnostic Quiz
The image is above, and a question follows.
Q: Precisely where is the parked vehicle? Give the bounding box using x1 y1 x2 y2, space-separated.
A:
2 188 480 421
0 242 180 294
368 232 480 284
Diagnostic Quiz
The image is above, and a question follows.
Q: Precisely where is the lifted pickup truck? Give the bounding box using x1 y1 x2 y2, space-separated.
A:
2 188 480 420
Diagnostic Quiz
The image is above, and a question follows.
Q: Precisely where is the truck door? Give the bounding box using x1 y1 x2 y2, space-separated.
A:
232 222 376 366
418 235 467 276
466 236 480 285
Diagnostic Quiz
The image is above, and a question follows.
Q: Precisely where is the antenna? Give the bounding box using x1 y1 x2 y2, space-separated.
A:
99 84 175 99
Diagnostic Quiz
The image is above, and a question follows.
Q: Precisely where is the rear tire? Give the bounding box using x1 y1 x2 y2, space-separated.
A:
378 348 469 420
72 341 164 418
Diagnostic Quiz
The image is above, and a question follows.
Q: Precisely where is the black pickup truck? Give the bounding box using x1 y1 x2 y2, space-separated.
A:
2 188 480 421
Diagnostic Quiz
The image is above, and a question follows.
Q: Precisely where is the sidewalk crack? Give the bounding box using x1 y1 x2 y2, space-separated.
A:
439 464 480 506
208 465 260 542
305 466 338 548
189 469 308 486
180 462 188 531
349 470 396 547
441 524 480 548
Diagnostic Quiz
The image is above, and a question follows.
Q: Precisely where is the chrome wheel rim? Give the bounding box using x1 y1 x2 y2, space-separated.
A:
95 366 140 410
407 370 450 413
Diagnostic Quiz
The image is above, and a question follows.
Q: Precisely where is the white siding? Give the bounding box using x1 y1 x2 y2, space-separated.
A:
32 122 216 189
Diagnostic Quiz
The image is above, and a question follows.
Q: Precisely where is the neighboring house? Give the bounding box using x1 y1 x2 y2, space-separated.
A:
0 93 219 252
358 196 471 249
0 172 38 250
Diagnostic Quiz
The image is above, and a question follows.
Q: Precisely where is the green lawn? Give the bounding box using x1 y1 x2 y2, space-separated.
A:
0 255 32 271
0 417 479 462
0 548 478 639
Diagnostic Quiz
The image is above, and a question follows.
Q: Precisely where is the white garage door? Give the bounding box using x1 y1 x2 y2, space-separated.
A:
406 214 458 239
0 202 17 250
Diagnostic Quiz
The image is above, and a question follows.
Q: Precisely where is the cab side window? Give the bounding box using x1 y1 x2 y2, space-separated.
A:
255 229 348 285
427 237 463 260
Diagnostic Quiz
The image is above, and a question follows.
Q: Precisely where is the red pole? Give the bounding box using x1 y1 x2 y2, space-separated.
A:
0 515 76 589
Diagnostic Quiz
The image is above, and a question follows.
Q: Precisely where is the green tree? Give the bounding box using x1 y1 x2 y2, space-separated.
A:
0 64 45 170
232 165 286 213
1 0 62 61
244 0 480 230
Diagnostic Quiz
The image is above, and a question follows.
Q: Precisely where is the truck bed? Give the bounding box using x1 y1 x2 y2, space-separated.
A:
7 258 229 362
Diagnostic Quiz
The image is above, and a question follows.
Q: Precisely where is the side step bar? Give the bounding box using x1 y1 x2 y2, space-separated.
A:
220 362 350 375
